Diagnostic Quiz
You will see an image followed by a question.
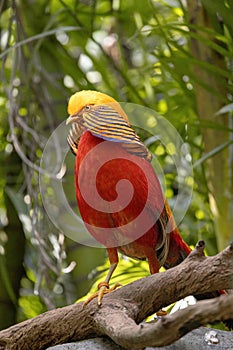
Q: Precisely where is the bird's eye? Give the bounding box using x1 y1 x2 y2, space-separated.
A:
85 105 91 111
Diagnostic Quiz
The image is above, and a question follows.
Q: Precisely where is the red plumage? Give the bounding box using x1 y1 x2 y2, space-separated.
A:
66 90 232 322
75 130 191 274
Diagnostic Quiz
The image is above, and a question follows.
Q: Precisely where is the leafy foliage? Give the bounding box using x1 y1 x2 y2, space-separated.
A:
0 0 232 328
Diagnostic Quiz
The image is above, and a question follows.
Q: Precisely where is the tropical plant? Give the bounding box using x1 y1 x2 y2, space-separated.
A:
0 0 232 332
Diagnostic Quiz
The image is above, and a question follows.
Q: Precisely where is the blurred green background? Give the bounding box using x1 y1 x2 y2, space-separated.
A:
0 0 232 330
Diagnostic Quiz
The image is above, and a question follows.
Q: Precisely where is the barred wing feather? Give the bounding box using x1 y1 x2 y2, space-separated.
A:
83 105 151 161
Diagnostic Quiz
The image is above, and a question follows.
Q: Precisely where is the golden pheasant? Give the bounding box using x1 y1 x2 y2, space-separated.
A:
66 90 230 318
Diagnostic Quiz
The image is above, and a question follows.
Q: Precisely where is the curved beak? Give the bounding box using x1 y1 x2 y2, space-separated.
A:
66 114 81 125
66 115 73 125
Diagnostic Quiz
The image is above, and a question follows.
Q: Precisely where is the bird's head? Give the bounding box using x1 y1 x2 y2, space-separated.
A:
66 90 151 160
66 90 130 155
66 90 129 125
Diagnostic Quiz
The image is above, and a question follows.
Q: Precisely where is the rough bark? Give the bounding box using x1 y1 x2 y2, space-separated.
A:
0 241 232 350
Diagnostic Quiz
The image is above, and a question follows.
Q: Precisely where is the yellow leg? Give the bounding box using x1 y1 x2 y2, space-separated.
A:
97 262 118 305
83 261 121 307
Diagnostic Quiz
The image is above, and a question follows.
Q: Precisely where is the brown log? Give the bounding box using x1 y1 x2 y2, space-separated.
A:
0 241 232 350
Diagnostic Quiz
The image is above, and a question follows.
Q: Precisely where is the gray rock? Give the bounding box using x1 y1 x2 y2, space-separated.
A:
47 328 233 350
47 337 124 350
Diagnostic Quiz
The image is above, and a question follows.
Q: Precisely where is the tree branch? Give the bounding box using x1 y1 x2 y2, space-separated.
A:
94 294 233 349
0 241 232 350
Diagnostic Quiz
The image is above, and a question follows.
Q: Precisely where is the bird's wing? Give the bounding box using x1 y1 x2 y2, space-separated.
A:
83 104 151 161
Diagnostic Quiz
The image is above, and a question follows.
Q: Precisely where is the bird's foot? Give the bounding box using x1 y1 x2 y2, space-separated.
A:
156 309 167 316
82 281 121 308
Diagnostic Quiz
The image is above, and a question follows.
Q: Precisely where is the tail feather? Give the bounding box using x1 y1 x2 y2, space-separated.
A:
163 227 191 269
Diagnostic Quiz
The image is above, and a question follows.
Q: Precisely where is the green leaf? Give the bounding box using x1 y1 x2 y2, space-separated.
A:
0 254 17 305
0 26 81 60
215 103 233 115
198 119 233 132
193 140 233 168
5 188 32 236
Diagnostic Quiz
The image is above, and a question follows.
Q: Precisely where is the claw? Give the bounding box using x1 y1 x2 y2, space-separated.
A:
97 282 109 306
156 309 167 316
82 282 121 308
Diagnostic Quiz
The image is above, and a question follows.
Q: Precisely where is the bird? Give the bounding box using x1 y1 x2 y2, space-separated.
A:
66 90 229 312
